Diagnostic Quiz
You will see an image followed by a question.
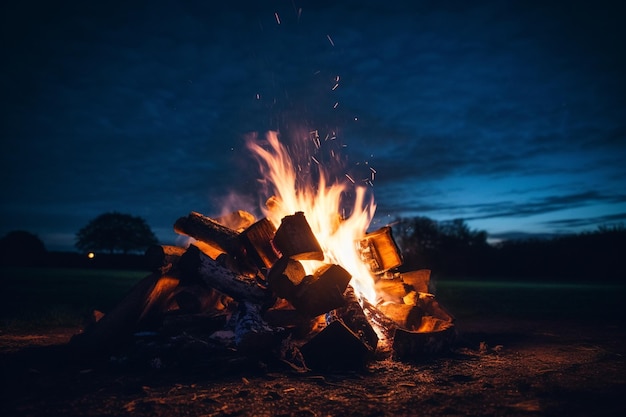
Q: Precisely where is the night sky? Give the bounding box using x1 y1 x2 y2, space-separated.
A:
2 0 625 251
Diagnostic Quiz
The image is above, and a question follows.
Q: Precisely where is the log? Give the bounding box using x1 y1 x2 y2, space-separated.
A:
266 256 307 299
290 263 352 317
299 320 370 371
392 321 456 358
239 217 279 270
179 244 274 306
358 226 403 274
173 284 232 314
213 210 256 232
272 211 324 261
362 299 398 342
71 272 180 353
174 211 246 260
233 301 283 353
377 301 424 331
374 275 411 303
145 244 186 273
330 285 378 353
401 269 431 293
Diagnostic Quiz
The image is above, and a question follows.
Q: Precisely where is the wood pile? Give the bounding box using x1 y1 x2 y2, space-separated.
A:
72 209 455 370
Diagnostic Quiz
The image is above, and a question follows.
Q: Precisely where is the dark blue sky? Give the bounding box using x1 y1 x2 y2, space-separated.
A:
2 0 625 251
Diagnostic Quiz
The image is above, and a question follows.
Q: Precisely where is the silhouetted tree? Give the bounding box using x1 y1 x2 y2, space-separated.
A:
392 216 442 271
75 212 159 254
0 230 47 267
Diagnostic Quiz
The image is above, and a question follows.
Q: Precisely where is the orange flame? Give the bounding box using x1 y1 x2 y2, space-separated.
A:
247 131 378 304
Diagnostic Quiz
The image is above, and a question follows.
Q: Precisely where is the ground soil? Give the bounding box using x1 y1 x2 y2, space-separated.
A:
1 316 625 417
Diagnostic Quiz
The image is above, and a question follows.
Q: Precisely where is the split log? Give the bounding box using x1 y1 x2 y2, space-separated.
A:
290 263 352 317
272 211 324 261
266 256 307 299
330 285 378 353
145 244 186 273
401 269 431 293
299 320 370 371
377 301 424 331
239 217 279 270
71 272 180 353
179 244 275 306
362 299 398 342
374 275 411 303
358 226 403 273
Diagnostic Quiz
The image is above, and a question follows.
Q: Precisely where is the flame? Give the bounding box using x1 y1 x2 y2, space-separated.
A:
247 131 378 304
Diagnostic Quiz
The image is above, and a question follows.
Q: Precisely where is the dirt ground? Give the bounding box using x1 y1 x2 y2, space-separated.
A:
1 316 625 417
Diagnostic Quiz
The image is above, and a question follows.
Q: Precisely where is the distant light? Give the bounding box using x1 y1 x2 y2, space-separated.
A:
87 252 95 259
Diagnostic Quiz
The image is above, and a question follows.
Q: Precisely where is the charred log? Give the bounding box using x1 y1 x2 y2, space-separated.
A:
179 244 274 306
174 211 247 262
239 217 279 271
330 285 378 353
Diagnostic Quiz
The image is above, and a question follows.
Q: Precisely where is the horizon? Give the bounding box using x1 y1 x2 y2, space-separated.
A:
2 0 625 252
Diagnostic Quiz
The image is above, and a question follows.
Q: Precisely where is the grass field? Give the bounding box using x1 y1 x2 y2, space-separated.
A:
1 266 624 331
0 266 149 330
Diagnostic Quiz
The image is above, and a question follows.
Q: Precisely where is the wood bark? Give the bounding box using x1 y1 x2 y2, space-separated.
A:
330 285 378 352
234 301 283 353
174 211 245 259
179 244 274 306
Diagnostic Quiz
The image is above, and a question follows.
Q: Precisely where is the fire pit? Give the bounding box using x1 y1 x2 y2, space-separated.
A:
71 132 455 370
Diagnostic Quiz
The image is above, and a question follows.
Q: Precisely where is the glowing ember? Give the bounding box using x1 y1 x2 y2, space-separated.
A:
246 132 378 304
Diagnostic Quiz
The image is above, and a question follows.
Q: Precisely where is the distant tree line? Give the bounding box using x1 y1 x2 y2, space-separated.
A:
392 217 626 282
1 212 624 282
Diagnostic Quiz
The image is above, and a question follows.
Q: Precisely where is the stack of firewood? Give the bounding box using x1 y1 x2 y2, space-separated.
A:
72 209 455 370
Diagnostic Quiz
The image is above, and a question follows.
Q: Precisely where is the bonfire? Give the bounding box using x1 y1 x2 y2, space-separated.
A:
72 132 455 370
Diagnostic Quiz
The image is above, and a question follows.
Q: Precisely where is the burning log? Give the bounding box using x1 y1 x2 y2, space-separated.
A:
400 269 431 293
374 275 411 303
358 226 403 274
377 301 424 331
266 256 307 299
239 217 279 270
213 209 256 232
289 263 352 317
174 211 247 261
145 244 186 273
330 285 378 353
179 244 274 306
272 211 324 261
